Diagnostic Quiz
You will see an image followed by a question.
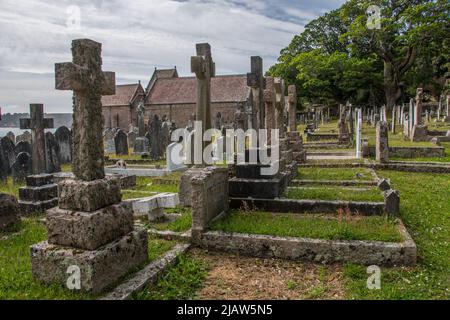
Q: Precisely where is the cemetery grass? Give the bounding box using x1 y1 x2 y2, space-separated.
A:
0 177 24 197
344 170 450 299
297 167 374 181
210 211 402 243
133 254 209 300
285 186 383 202
147 207 192 233
0 216 176 300
122 176 180 200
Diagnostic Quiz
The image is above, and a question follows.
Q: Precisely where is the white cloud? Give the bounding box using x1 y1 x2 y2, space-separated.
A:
0 0 344 113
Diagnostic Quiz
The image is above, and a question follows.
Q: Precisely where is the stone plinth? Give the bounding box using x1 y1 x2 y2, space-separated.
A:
58 177 122 212
189 167 229 242
46 204 134 250
0 193 20 231
30 229 148 294
18 174 58 214
229 175 287 199
179 167 205 207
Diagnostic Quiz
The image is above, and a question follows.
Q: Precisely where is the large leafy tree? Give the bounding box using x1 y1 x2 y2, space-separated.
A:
269 0 450 109
341 0 449 107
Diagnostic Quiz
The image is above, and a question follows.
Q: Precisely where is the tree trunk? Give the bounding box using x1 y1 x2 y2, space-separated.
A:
384 60 402 109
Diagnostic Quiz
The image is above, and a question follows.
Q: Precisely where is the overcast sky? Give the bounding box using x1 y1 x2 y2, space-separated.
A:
0 0 345 114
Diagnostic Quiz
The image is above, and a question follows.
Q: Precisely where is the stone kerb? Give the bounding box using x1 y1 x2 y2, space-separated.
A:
190 167 229 242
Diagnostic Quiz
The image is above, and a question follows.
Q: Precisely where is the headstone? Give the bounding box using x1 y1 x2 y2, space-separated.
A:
1 136 16 174
137 103 146 137
191 42 215 160
214 112 223 130
377 178 391 191
415 88 423 125
16 131 31 144
161 121 170 158
30 38 147 294
127 130 137 149
264 77 276 135
54 126 72 164
45 132 61 173
20 104 54 175
247 56 265 130
15 140 32 157
11 152 32 183
384 189 400 216
0 193 20 232
149 115 162 160
376 121 389 163
103 128 116 154
338 118 350 144
114 129 129 156
288 85 297 132
355 108 362 158
234 102 248 131
6 131 15 144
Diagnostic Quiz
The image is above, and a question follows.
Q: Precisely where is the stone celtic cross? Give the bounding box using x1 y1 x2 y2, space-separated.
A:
20 104 54 174
191 43 215 132
55 39 115 181
247 56 265 130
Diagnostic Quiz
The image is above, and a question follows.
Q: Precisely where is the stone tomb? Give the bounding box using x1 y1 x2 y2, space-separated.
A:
30 39 148 294
18 174 58 214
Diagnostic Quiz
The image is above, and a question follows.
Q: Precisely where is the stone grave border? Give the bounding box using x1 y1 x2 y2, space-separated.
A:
299 161 450 173
367 146 445 158
101 243 190 300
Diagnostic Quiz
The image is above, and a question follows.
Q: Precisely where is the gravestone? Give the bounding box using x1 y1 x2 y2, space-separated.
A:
234 102 248 131
16 131 31 144
247 56 265 130
6 131 15 144
45 132 61 173
161 121 170 158
376 121 389 163
55 126 72 164
137 103 146 137
127 130 137 150
0 193 20 232
114 129 129 156
287 85 297 132
191 43 215 161
15 140 32 157
149 115 162 160
264 77 276 135
1 136 16 174
103 128 116 154
30 39 147 294
12 152 32 183
214 112 223 130
20 104 54 174
0 148 7 181
414 88 423 125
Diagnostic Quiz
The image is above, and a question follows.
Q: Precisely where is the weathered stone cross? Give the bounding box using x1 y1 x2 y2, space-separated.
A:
274 77 286 138
191 43 215 132
55 39 115 181
247 56 265 130
20 104 54 174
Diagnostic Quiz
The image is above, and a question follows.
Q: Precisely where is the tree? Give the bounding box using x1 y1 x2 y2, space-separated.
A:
341 0 450 107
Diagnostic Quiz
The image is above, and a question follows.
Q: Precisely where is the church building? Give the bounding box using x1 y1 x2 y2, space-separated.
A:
102 67 252 131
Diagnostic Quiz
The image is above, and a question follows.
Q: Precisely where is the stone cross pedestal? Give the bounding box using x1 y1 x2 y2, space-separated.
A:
247 56 265 130
20 104 54 175
30 39 148 294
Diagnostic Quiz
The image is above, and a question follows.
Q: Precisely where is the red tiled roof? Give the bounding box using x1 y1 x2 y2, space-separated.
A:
146 75 249 105
102 84 141 107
